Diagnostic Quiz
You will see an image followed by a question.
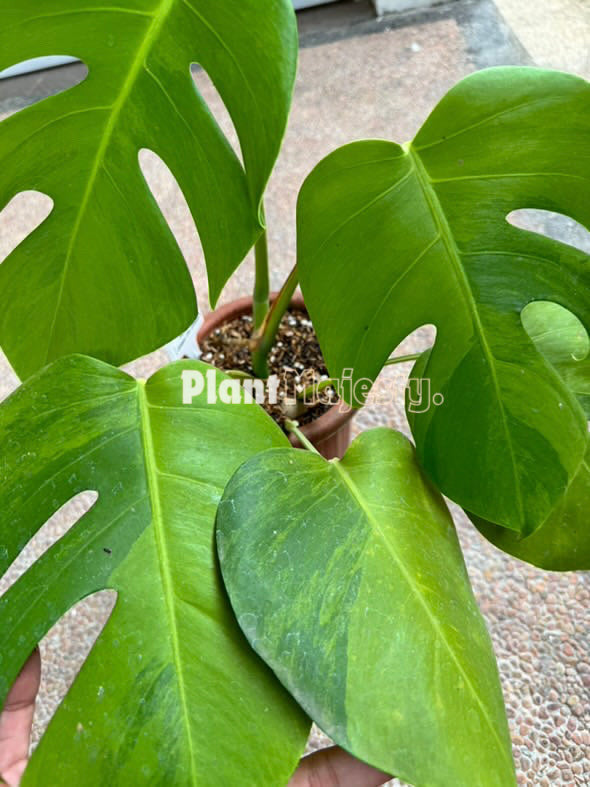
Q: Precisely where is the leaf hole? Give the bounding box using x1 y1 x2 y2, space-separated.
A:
191 63 244 168
32 588 117 746
507 209 590 255
0 191 53 265
138 148 207 309
354 324 436 438
394 323 436 359
0 56 80 80
0 491 118 748
0 58 88 114
0 492 98 596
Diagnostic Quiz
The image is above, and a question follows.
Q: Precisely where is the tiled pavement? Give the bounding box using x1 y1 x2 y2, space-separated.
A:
1 1 589 784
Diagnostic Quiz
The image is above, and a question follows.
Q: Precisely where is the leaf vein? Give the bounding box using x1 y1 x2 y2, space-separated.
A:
137 381 197 783
331 459 512 769
409 144 526 527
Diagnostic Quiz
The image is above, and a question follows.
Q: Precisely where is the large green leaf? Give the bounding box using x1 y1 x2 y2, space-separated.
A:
0 0 297 379
217 428 516 787
0 356 308 785
473 301 590 570
297 67 590 536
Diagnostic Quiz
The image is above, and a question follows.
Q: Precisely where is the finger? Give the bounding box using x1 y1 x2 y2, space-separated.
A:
288 745 391 787
0 649 41 787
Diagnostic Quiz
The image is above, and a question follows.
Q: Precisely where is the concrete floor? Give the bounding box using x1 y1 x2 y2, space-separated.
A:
495 0 590 79
0 1 589 784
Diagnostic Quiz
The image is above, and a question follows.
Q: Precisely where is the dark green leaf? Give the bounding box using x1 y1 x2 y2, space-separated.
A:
297 67 590 536
474 301 590 570
0 0 297 379
557 360 590 418
471 437 590 571
0 356 308 785
217 428 516 787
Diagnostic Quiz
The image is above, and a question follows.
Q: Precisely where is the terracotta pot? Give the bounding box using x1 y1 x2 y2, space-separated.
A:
197 293 355 460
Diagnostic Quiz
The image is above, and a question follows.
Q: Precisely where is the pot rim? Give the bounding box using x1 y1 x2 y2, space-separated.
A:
197 294 355 444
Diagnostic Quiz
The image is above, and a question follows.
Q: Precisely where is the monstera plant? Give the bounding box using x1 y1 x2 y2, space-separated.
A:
0 0 589 784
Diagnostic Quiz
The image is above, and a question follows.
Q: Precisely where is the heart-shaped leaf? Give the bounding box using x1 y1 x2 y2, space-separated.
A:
297 67 590 536
217 428 516 787
0 356 308 785
473 300 590 570
0 0 297 379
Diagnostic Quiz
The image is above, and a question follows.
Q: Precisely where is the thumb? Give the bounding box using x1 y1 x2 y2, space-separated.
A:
0 649 41 787
288 745 391 787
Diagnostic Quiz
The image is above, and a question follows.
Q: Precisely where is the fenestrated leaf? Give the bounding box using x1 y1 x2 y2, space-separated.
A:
0 0 297 379
297 67 590 536
217 428 516 787
473 301 590 570
0 356 309 785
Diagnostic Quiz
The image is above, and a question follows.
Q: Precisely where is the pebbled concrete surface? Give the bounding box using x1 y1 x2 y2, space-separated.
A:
0 1 589 784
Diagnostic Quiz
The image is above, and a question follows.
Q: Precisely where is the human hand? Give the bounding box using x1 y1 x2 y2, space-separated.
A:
288 745 390 787
0 652 390 787
0 650 40 787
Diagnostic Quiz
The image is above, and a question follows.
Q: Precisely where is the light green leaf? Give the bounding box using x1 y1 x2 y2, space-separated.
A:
0 0 297 379
217 428 516 787
522 300 590 417
521 300 589 365
297 67 590 536
0 356 308 785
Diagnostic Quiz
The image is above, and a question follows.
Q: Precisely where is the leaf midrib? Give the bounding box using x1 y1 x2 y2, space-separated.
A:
137 381 197 784
331 457 513 773
408 144 526 529
43 0 175 364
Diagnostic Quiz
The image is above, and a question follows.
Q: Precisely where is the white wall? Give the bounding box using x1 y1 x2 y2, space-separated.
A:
0 56 77 79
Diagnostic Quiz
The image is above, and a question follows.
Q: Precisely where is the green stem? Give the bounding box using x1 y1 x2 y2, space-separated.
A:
384 352 422 366
226 369 255 380
297 377 337 401
285 419 320 454
253 229 270 331
251 264 299 378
